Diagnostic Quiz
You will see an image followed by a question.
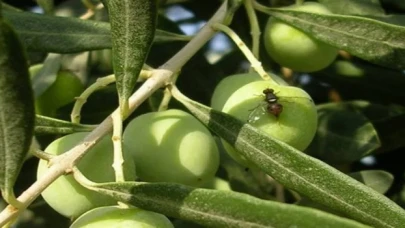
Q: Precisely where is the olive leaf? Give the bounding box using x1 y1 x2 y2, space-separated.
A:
318 0 385 16
169 87 405 228
102 0 157 115
306 101 381 164
2 11 191 54
83 182 369 228
255 4 405 70
0 19 35 205
307 100 405 157
298 170 394 214
35 115 96 135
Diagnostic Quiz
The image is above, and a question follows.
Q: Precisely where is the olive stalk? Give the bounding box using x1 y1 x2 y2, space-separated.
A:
0 2 229 226
70 70 153 124
158 72 179 112
244 0 261 60
30 149 55 161
70 74 116 124
211 23 273 82
111 113 125 182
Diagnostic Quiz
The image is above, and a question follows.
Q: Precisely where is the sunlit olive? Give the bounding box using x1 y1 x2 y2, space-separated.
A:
70 206 174 228
263 2 338 72
123 109 220 187
221 81 318 167
211 73 262 110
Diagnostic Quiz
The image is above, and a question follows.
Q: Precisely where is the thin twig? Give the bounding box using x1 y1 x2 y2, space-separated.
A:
111 112 125 182
244 0 261 60
70 74 116 124
80 3 104 20
211 23 272 82
30 149 54 161
158 72 179 111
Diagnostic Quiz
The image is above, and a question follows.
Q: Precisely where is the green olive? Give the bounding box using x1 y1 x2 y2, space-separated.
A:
70 206 174 228
211 73 263 111
123 109 220 187
263 2 338 72
37 132 136 219
203 177 232 191
29 64 84 116
221 81 318 167
210 72 289 111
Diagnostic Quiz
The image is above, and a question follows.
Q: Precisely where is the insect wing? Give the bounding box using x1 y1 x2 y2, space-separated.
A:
247 101 268 124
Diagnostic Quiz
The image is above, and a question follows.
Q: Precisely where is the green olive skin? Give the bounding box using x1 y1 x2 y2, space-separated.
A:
29 64 84 116
210 72 289 111
123 109 220 187
203 177 232 191
211 73 263 111
37 132 136 219
263 2 338 72
70 206 174 228
221 81 318 167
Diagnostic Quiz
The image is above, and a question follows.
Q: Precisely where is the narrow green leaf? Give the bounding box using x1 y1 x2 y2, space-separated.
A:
87 182 370 228
361 105 405 153
318 0 385 16
297 170 394 215
306 101 381 164
308 100 405 155
35 115 96 135
170 87 405 228
103 0 157 115
0 20 35 204
2 11 190 53
256 5 405 70
219 141 275 200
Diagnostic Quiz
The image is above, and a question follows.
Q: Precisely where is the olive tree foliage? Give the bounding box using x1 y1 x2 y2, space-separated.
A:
1 0 405 227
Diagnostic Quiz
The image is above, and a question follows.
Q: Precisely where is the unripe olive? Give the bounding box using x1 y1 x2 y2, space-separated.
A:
203 177 232 191
263 2 338 72
221 81 318 167
29 64 84 116
70 206 174 228
123 109 219 187
211 73 288 111
211 73 262 110
37 132 136 219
